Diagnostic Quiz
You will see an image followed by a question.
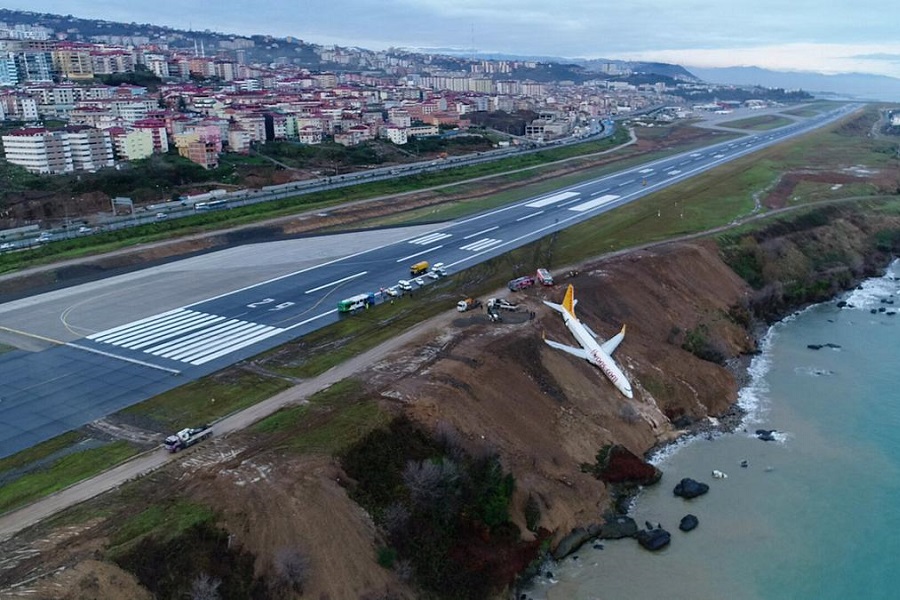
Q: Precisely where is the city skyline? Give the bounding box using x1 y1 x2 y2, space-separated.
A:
4 1 900 79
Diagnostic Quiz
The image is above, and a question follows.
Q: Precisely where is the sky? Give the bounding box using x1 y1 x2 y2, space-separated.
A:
6 0 900 78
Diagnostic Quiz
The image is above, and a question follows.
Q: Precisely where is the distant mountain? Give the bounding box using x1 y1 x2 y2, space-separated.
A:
688 66 900 102
581 59 700 82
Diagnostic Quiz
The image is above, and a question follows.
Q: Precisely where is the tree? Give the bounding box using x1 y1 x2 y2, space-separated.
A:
272 546 311 595
190 573 221 600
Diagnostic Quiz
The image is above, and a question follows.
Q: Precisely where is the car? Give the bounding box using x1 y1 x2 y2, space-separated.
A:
155 212 168 220
77 226 93 234
427 270 441 280
36 233 52 243
0 242 14 251
384 286 400 297
414 277 425 286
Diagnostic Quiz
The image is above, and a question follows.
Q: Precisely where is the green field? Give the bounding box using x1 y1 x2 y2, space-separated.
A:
254 378 390 455
117 369 293 432
0 440 138 515
718 115 795 130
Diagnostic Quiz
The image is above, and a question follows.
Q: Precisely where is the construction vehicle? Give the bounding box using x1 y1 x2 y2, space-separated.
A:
536 268 554 286
164 425 213 452
410 261 430 276
507 276 536 291
457 298 483 312
487 298 518 311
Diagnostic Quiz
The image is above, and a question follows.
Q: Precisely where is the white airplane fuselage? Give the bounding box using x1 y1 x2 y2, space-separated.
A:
560 310 633 398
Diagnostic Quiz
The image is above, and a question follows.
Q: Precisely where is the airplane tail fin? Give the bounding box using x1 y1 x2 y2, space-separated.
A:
562 284 576 318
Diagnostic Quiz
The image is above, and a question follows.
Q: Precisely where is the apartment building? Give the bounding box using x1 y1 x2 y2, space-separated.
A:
1 126 113 174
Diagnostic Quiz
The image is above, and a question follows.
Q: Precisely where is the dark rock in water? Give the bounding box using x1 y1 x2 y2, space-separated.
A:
888 312 897 316
591 444 662 486
593 543 604 550
645 520 654 531
807 344 823 350
871 308 878 314
740 460 749 468
598 516 638 539
679 514 699 532
836 300 848 308
673 478 710 499
824 343 841 349
879 307 887 313
545 571 554 579
552 525 600 560
636 527 671 551
756 429 777 442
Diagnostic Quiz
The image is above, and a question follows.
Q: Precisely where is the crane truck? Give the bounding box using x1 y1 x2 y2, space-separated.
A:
164 425 213 452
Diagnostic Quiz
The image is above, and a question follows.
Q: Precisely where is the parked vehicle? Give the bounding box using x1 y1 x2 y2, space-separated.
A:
457 298 483 312
398 280 413 292
164 425 213 452
487 298 518 311
507 276 536 291
410 261 430 276
383 286 400 297
337 293 376 312
536 268 554 286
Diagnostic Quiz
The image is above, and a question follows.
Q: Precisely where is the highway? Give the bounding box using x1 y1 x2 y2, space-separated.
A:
0 104 855 458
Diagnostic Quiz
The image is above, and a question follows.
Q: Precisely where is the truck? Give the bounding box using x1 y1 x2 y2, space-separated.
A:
536 268 554 286
487 298 518 311
410 261 430 276
456 298 482 312
164 425 213 452
507 276 536 291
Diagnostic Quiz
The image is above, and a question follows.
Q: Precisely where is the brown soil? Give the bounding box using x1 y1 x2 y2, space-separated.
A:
763 169 892 209
0 239 754 599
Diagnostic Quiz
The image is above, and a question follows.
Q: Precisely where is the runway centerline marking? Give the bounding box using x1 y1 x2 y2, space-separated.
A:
396 246 443 263
463 226 499 240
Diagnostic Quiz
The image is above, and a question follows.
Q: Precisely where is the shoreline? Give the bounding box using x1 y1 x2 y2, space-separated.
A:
519 257 900 599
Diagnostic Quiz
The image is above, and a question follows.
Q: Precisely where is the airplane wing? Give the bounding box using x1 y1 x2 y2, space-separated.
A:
544 338 590 360
600 325 626 356
582 321 600 340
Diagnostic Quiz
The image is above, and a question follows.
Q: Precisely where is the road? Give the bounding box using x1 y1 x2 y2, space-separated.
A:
0 103 856 458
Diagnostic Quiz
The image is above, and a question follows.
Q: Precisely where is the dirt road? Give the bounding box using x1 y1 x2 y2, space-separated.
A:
0 308 460 542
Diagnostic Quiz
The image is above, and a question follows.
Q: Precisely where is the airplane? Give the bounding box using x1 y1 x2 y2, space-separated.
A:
543 284 633 398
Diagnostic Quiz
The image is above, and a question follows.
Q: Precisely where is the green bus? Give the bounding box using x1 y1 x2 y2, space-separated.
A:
337 293 376 313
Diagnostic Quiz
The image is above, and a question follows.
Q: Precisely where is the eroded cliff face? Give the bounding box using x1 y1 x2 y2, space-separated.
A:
378 240 755 542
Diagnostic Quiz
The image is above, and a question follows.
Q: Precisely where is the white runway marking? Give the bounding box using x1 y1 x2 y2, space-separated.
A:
304 271 368 294
516 211 544 222
463 226 499 240
567 194 620 213
396 245 443 263
87 309 285 365
460 238 504 252
408 232 452 245
525 191 579 208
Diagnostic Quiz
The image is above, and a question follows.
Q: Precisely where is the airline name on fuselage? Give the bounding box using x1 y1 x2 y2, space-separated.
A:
591 350 619 383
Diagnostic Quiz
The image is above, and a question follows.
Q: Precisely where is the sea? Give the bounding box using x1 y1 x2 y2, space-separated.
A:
527 259 900 600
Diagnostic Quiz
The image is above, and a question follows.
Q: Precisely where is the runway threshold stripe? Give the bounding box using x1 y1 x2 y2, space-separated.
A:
123 315 226 349
85 308 182 340
163 324 271 361
146 319 251 356
568 194 620 213
525 191 579 208
91 310 200 343
189 328 286 366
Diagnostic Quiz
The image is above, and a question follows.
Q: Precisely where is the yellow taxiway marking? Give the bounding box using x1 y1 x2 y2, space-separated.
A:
0 325 66 345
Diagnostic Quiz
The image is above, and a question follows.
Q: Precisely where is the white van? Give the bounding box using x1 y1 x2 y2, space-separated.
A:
398 280 413 291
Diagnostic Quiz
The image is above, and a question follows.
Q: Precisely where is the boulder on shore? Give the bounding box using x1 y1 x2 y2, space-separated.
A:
679 514 699 532
636 526 671 551
590 444 662 486
673 478 709 499
598 516 638 540
552 524 601 560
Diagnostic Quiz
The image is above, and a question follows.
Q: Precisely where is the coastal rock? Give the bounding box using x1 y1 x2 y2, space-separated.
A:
836 300 848 308
589 444 662 486
673 478 709 499
552 525 601 560
598 516 638 539
679 514 699 532
756 429 777 442
636 526 671 551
